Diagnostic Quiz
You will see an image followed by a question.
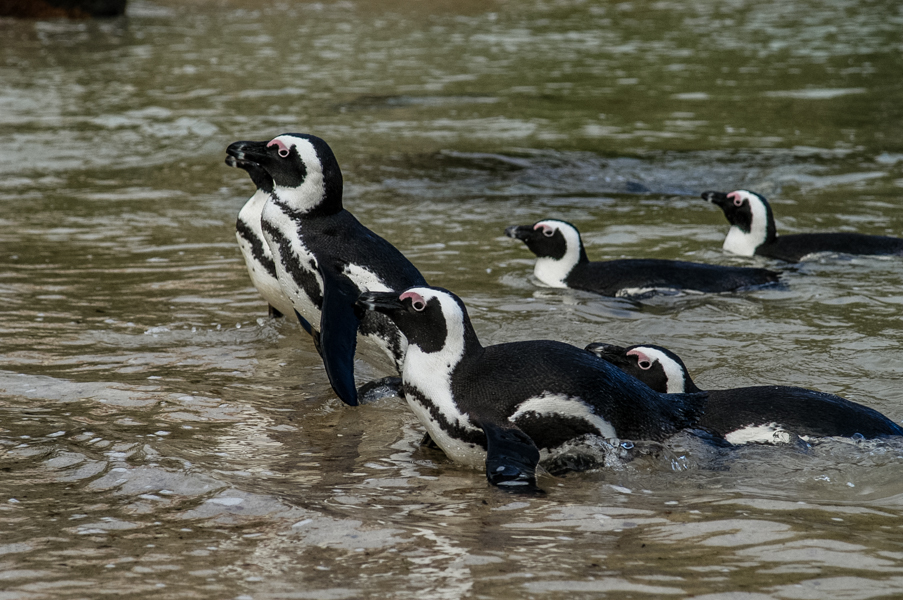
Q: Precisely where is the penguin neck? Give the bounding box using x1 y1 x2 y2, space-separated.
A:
402 313 483 399
681 372 702 394
533 242 588 288
401 314 484 442
271 175 343 218
723 200 776 256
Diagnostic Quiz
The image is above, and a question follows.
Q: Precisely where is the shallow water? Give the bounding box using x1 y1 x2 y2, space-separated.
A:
2 0 903 598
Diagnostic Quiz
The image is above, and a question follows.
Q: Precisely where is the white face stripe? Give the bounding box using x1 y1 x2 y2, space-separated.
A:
400 288 476 440
271 135 326 214
509 392 617 439
631 346 687 394
532 219 582 288
722 190 769 256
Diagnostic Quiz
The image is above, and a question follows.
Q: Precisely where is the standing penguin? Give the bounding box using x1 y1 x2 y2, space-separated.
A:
506 219 780 297
225 134 427 406
357 286 707 492
703 190 903 261
586 342 903 443
226 154 294 318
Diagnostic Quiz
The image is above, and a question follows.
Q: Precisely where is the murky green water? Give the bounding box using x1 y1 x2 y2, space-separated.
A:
2 0 903 597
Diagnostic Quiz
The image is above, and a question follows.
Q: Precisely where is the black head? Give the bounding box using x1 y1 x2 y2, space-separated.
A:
505 219 587 262
585 343 698 394
225 133 343 215
702 190 776 249
505 219 590 287
356 286 480 355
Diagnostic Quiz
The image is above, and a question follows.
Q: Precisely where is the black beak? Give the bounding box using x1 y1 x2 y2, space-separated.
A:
226 140 270 164
584 342 631 367
505 225 534 241
701 190 730 209
356 290 404 315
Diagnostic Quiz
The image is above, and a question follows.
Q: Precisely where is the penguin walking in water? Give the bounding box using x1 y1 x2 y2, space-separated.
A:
703 190 903 261
506 219 781 298
356 286 708 492
226 154 295 318
586 342 903 444
225 133 427 407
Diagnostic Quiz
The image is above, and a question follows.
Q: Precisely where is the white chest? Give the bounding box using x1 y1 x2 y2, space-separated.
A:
533 257 572 288
723 225 761 257
261 203 323 324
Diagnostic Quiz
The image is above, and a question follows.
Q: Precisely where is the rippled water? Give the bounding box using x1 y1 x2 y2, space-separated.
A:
2 0 903 598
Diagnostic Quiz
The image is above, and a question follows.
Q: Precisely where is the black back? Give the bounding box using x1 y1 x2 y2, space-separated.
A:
704 387 903 439
373 289 707 450
761 233 903 262
569 259 780 295
455 341 706 449
588 343 903 440
704 190 903 261
508 219 780 296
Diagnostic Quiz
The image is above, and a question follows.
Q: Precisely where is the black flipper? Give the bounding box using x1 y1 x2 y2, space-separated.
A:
294 309 323 356
479 421 543 494
294 309 314 335
317 267 362 407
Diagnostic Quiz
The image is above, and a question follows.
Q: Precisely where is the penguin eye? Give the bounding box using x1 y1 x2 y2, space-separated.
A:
637 360 652 370
267 139 292 158
410 300 426 312
733 197 744 207
542 227 554 238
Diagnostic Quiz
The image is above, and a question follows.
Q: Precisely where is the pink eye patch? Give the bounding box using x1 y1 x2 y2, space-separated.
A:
267 138 291 158
400 291 427 311
626 349 653 369
727 191 743 206
534 223 554 236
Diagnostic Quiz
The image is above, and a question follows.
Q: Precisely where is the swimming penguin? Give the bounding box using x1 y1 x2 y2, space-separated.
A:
586 342 903 444
505 219 781 297
225 134 427 406
356 286 707 492
226 154 295 318
703 190 903 262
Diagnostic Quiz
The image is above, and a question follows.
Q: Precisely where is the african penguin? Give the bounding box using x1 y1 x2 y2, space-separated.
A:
586 342 903 444
704 190 903 262
225 133 427 406
356 286 708 492
226 154 295 318
505 219 781 297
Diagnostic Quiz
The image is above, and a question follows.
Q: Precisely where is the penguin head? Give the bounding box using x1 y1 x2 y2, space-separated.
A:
585 343 696 394
505 219 588 287
356 286 476 356
702 190 776 256
226 133 343 215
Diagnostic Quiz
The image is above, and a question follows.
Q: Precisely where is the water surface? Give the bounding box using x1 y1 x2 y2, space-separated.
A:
2 0 903 598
